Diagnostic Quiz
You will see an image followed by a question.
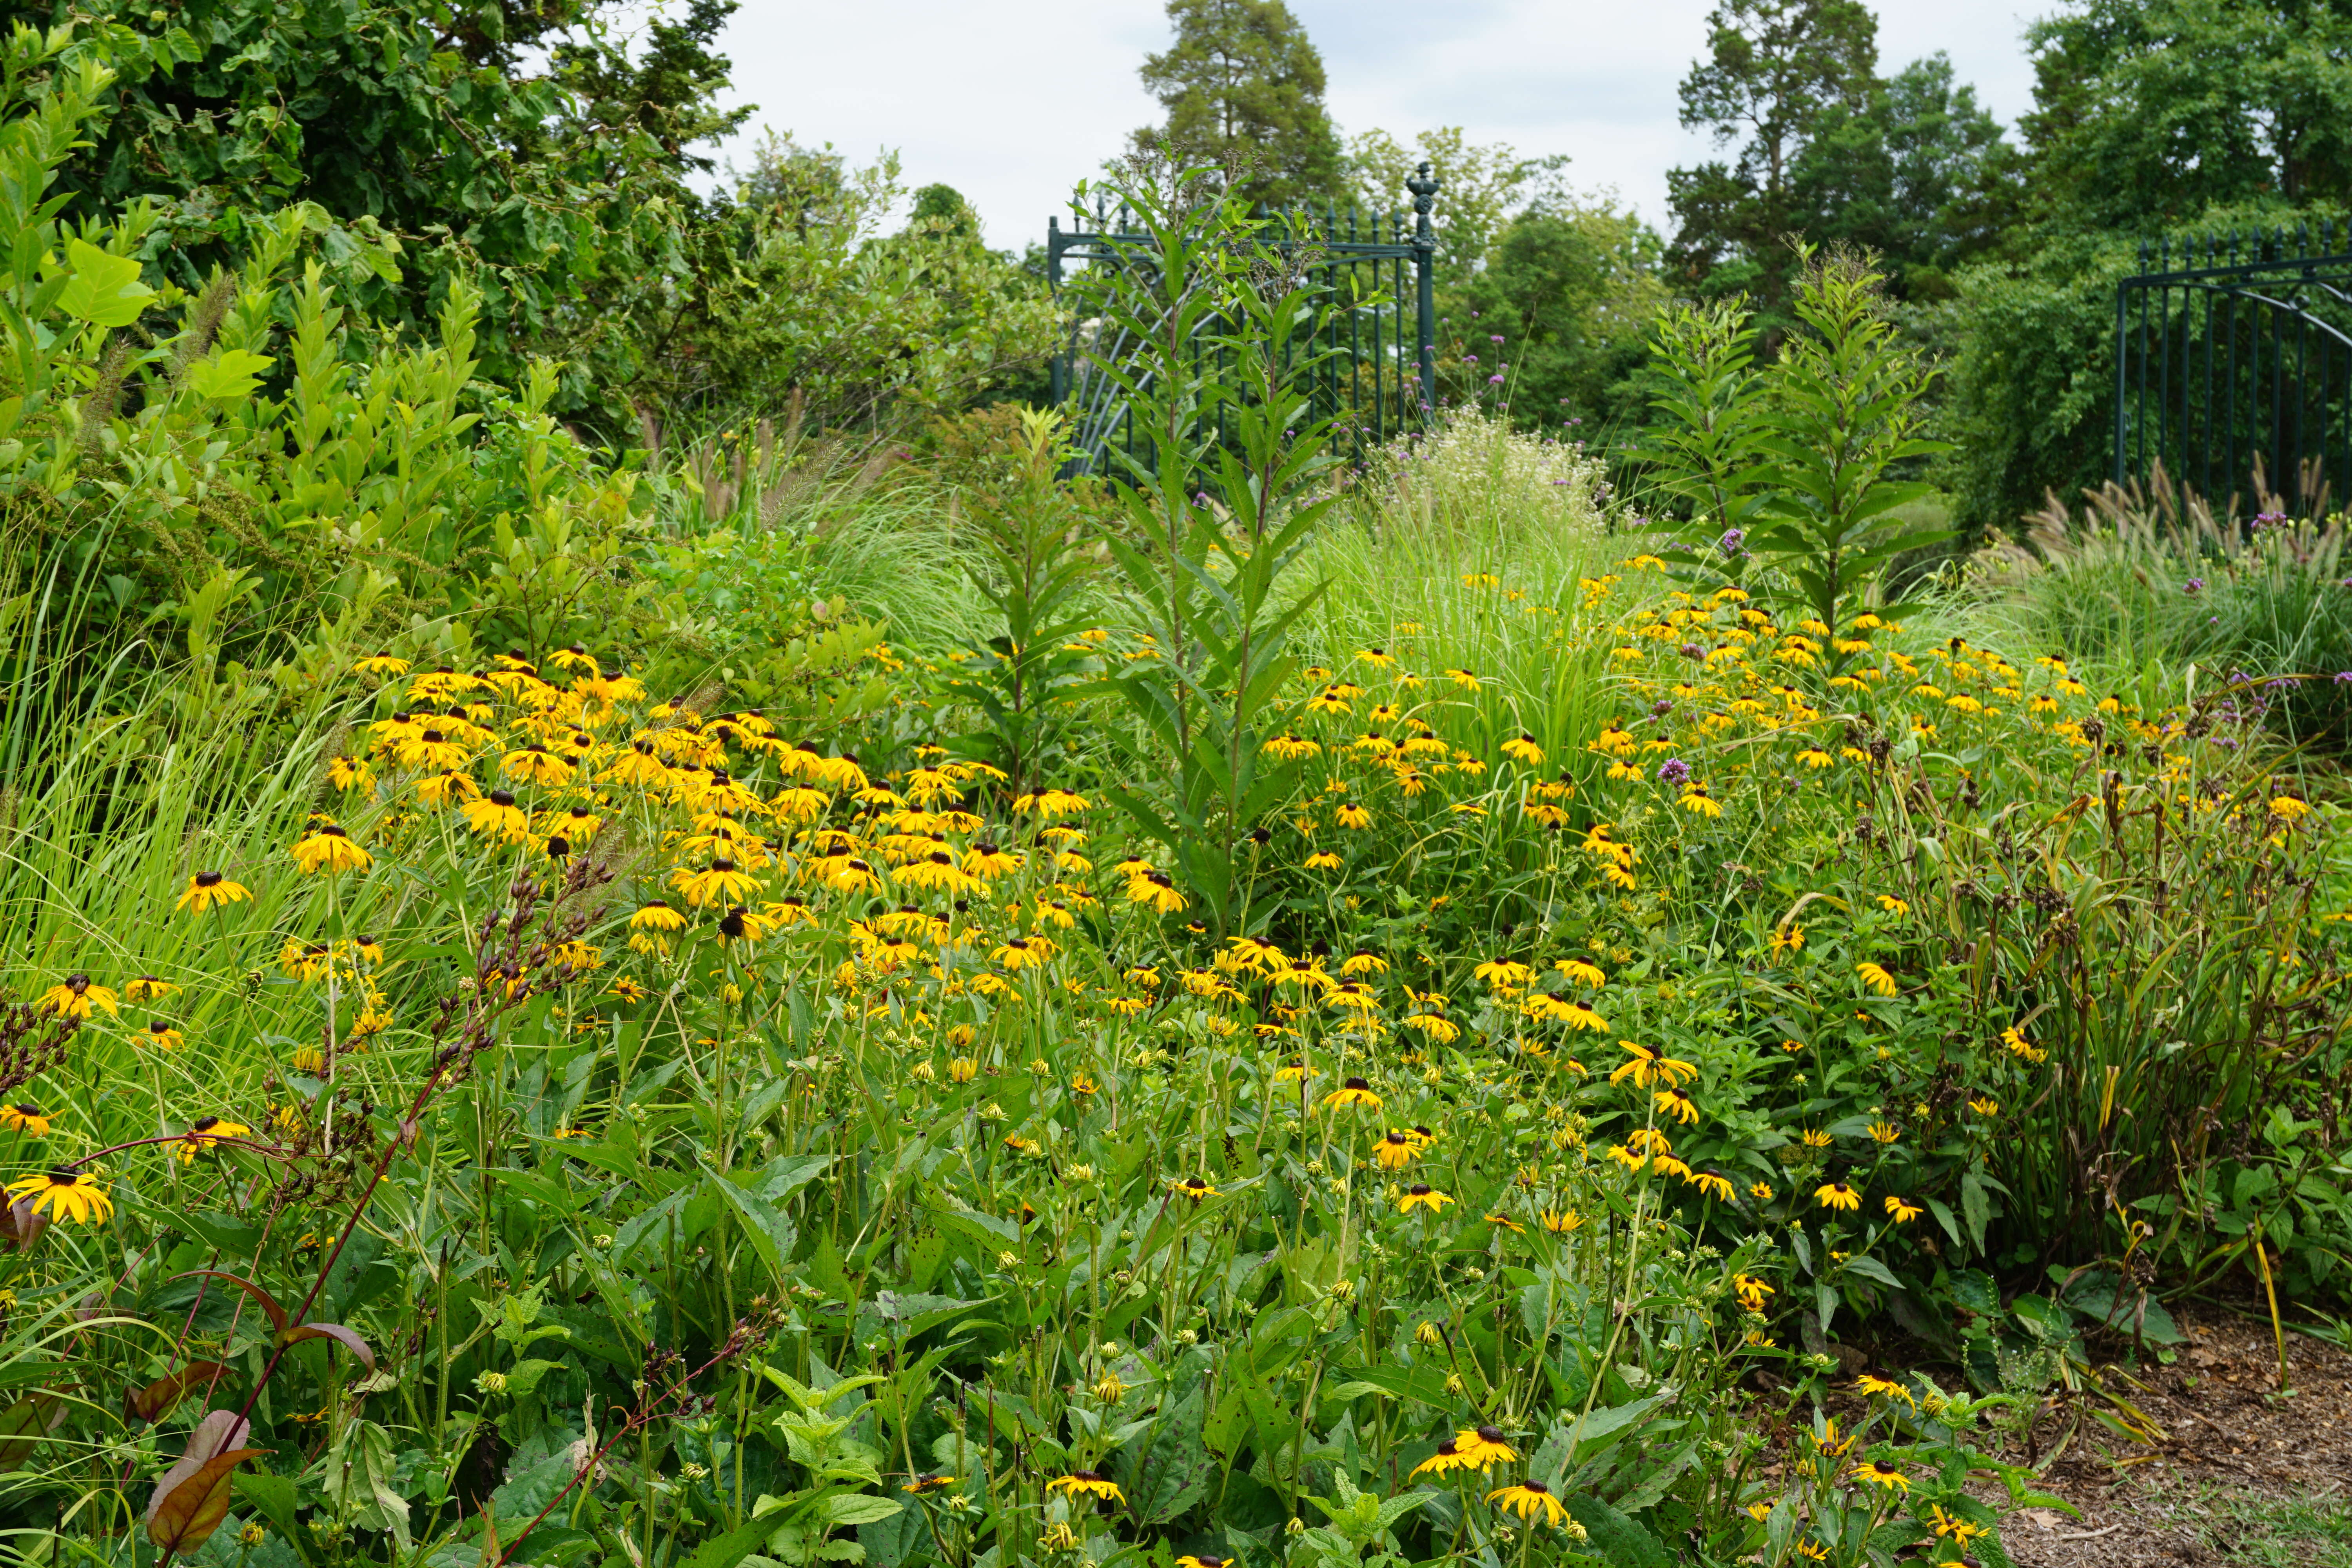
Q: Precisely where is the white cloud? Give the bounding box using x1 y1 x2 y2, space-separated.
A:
709 0 2043 246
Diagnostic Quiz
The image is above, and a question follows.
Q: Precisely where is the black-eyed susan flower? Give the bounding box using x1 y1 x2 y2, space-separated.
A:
1749 1180 1775 1202
290 824 371 875
416 769 480 807
143 1020 184 1050
1501 734 1544 765
1453 1425 1517 1468
1170 1176 1218 1201
1678 781 1724 818
1687 1169 1735 1202
1486 1480 1567 1526
1883 1194 1923 1223
1374 1130 1415 1170
175 871 252 915
1125 872 1186 914
38 975 117 1019
674 858 761 909
716 906 775 945
630 901 687 933
327 754 375 793
0 1105 49 1136
122 976 177 1004
1541 1208 1584 1234
1654 1087 1700 1124
1334 803 1371 830
5 1170 111 1224
1849 1460 1908 1492
1397 1184 1453 1214
1046 1471 1123 1503
1174 1555 1226 1568
1855 960 1898 996
175 1116 251 1163
1322 1076 1381 1110
1733 1273 1775 1310
903 1473 957 1494
1815 1180 1862 1212
1608 1040 1696 1087
462 789 532 842
1303 851 1343 871
1412 1439 1475 1477
353 653 410 677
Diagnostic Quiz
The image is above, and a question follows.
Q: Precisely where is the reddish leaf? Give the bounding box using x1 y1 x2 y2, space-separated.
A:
145 1446 265 1552
167 1270 286 1333
144 1410 258 1553
0 1195 49 1252
124 1363 231 1424
279 1322 375 1371
0 1393 65 1467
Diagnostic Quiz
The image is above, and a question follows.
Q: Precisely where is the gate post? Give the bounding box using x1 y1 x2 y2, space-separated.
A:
1047 215 1067 407
1406 162 1441 423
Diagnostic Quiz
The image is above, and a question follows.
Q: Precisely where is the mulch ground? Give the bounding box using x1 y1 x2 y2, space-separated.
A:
1964 1306 2352 1567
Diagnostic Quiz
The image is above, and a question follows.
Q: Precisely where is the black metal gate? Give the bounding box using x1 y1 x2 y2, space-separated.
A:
2114 225 2352 515
1045 165 1440 475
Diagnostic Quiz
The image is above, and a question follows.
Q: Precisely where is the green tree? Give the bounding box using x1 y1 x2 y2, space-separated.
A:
2020 0 2352 231
1787 54 2020 299
17 0 750 431
1345 126 1568 276
1132 0 1343 209
1450 198 1665 432
1666 0 1879 319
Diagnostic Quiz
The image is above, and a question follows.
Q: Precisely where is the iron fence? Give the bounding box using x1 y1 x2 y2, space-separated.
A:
1045 165 1440 475
2114 225 2352 516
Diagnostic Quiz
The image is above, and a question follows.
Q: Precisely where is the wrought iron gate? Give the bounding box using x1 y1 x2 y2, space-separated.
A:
1045 165 1440 475
2114 225 2352 515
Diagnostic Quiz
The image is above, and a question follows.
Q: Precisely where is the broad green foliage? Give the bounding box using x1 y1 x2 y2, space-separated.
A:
25 0 746 422
1644 250 1947 645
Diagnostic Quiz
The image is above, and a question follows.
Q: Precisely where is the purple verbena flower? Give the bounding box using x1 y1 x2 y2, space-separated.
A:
1657 758 1692 786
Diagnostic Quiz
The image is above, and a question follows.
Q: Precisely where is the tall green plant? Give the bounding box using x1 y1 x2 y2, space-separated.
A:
1069 158 1350 935
940 407 1102 797
1646 248 1947 660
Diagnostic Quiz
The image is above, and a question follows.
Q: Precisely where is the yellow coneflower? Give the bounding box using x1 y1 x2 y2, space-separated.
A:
416 769 479 807
1046 1471 1123 1503
144 1021 184 1051
1686 1169 1735 1202
1410 1439 1470 1477
1125 872 1186 914
1322 1076 1382 1110
1849 1460 1908 1492
175 1116 252 1163
1450 1425 1517 1467
175 871 253 914
290 825 371 875
716 906 775 945
0 1105 51 1137
1397 1184 1453 1214
462 789 532 843
4 1170 111 1225
1486 1480 1569 1527
1815 1180 1862 1212
673 858 762 909
38 975 118 1019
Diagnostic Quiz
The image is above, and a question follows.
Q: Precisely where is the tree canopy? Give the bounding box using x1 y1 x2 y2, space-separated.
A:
1132 0 1344 209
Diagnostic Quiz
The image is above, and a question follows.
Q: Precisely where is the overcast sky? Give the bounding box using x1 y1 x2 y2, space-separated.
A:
702 0 2047 248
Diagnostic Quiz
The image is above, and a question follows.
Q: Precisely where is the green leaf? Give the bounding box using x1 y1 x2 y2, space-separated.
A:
1565 1493 1670 1568
57 238 153 327
818 1494 904 1528
184 350 275 401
